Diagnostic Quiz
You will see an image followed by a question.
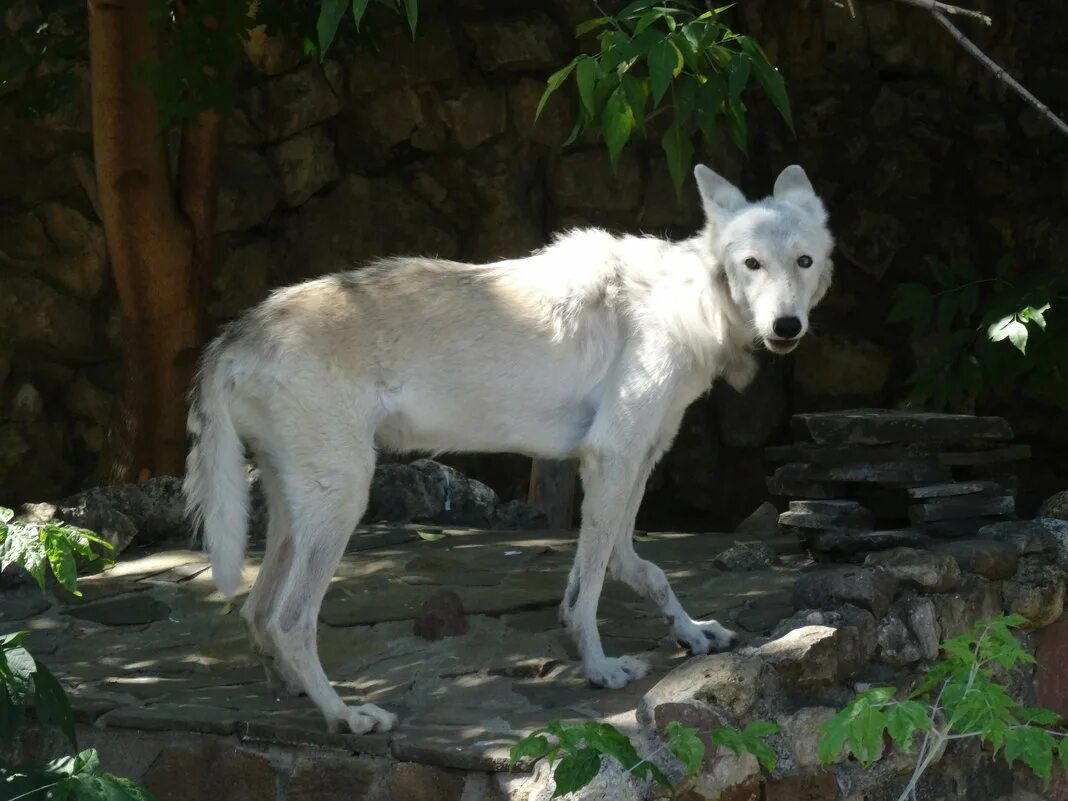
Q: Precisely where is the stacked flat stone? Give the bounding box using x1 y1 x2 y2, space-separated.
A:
766 410 1030 559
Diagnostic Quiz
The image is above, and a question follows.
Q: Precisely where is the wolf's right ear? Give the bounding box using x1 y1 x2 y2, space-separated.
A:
694 164 746 227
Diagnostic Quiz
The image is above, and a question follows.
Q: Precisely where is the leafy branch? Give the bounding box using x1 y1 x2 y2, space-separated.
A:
537 0 793 195
509 718 779 799
0 507 114 596
818 615 1068 800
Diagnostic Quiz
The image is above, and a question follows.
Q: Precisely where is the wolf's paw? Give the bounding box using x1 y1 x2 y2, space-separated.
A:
327 703 398 735
674 618 738 655
585 655 650 689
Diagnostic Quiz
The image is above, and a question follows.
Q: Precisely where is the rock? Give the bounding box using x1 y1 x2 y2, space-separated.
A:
777 707 839 768
779 499 873 529
906 596 940 660
714 356 786 448
734 502 779 534
793 567 899 618
248 62 343 141
364 85 427 147
835 209 909 279
864 548 961 592
0 272 99 361
551 149 642 212
1037 518 1068 565
66 376 113 425
35 202 108 299
792 337 893 396
269 126 339 207
935 444 1031 466
508 78 574 148
810 528 929 556
977 520 1058 556
215 147 282 232
791 410 1014 446
492 500 548 530
640 653 769 720
524 752 645 801
443 87 507 149
1003 562 1066 628
876 615 922 666
713 542 776 571
465 16 566 72
369 762 467 801
757 625 855 687
67 594 171 626
908 494 1014 524
52 476 188 545
142 741 277 801
930 539 1018 580
1038 490 1068 519
209 240 279 320
20 500 137 556
907 481 1003 499
773 461 949 485
413 589 469 640
10 382 43 421
368 459 497 527
931 575 1003 639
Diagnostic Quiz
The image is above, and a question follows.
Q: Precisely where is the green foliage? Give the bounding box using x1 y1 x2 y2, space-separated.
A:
316 0 418 60
2 749 156 801
0 0 86 118
509 717 777 798
539 1 793 196
0 514 155 801
818 615 1068 800
0 507 114 596
887 256 1068 412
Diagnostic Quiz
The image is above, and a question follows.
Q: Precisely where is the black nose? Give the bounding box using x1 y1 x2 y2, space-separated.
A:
773 316 802 339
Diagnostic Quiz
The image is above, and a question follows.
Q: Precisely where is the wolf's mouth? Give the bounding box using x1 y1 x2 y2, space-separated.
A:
763 337 800 355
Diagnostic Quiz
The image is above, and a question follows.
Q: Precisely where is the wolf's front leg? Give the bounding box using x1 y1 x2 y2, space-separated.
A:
564 449 653 689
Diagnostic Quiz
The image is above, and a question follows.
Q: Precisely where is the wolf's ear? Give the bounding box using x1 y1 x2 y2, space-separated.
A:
695 164 746 226
773 164 827 223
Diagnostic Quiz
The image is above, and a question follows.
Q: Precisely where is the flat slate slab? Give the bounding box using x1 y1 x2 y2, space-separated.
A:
1 525 806 774
792 410 1014 446
773 461 951 485
908 495 1015 524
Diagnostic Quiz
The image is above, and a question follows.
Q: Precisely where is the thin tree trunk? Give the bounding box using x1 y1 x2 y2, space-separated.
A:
528 459 579 530
89 0 219 483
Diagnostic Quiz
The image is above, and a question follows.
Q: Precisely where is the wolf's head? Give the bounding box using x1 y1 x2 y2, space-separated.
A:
695 164 834 355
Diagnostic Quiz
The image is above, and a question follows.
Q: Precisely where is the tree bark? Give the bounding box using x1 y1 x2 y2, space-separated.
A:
89 0 220 483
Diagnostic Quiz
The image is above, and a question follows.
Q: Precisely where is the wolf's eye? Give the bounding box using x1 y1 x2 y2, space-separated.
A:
744 257 761 271
797 255 813 269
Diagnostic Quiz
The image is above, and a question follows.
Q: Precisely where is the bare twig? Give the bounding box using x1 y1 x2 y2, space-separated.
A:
930 9 1068 137
892 0 992 26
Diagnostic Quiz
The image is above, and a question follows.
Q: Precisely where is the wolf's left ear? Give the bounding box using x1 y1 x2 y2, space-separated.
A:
695 164 746 228
773 165 827 224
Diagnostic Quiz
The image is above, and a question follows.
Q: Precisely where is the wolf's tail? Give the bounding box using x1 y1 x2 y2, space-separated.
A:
183 337 248 598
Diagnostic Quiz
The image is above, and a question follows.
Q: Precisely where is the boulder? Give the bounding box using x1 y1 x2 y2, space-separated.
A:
269 126 339 207
1038 490 1068 520
929 539 1018 580
713 542 776 571
864 547 961 592
791 410 1014 446
930 575 1003 640
248 62 343 141
465 16 566 72
977 519 1058 556
734 502 779 535
19 500 137 556
413 589 469 640
367 459 498 527
778 707 841 768
640 653 770 721
793 566 900 618
757 625 857 687
1003 561 1066 628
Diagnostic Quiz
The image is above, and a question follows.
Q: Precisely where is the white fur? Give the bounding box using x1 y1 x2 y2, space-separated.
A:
183 164 834 734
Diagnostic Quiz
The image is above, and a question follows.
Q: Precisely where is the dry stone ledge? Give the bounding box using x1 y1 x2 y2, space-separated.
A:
864 547 961 592
791 409 1014 445
793 566 900 618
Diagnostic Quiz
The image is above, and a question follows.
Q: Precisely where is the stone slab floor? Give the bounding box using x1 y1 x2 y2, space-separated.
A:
3 526 805 777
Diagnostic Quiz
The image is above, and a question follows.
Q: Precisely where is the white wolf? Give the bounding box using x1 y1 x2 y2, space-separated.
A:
183 164 834 735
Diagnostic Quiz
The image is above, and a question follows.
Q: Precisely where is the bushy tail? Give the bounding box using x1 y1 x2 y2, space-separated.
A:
183 343 248 598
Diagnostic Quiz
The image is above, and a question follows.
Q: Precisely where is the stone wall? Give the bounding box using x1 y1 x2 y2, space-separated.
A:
1 0 1066 525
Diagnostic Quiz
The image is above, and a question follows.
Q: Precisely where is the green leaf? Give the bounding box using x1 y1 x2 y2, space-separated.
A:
1004 726 1055 783
416 530 446 542
510 733 550 766
315 0 348 61
959 283 980 321
351 0 371 30
402 0 418 36
45 530 79 595
576 57 600 118
621 74 648 127
33 658 76 748
885 700 932 753
665 721 705 776
727 53 751 106
726 99 747 153
648 39 680 107
674 74 697 124
551 748 602 798
888 282 935 330
937 292 957 332
536 61 576 121
661 119 694 199
929 257 956 288
602 87 634 168
633 9 665 35
738 35 793 130
1008 320 1029 354
0 507 13 524
575 16 611 36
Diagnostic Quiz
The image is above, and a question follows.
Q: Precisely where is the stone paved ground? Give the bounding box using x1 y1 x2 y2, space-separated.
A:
3 525 807 773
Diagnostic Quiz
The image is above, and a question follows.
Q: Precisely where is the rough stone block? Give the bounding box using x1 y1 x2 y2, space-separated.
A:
930 539 1018 580
810 528 928 556
977 520 1059 555
763 772 839 801
764 443 910 465
930 575 1003 640
793 566 900 618
465 16 566 72
757 625 856 687
864 547 961 592
908 494 1014 524
413 588 469 640
1003 562 1066 628
935 444 1031 466
906 480 1002 499
777 707 840 768
142 741 277 801
774 461 950 485
792 409 1014 445
780 500 873 530
640 653 769 721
